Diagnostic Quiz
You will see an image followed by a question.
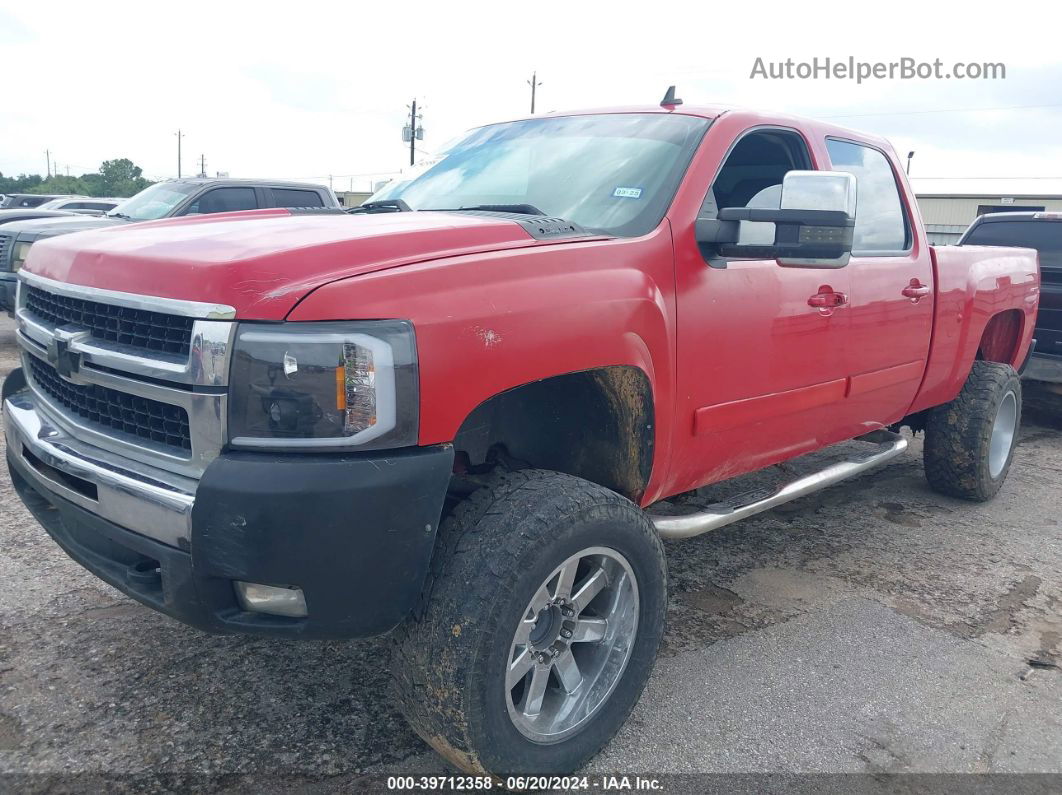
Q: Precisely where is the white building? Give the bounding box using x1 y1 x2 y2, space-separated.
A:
916 192 1062 245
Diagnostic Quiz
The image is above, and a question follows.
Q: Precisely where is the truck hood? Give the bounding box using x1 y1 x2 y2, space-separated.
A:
0 209 78 226
9 214 125 239
22 209 563 319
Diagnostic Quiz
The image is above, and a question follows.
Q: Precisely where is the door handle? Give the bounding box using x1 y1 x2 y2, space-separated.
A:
808 290 849 309
902 280 931 300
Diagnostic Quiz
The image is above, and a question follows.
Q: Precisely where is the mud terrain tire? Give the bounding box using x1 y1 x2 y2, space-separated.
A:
391 469 667 776
924 360 1021 501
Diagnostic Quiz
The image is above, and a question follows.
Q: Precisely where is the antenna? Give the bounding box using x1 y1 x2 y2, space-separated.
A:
660 86 682 107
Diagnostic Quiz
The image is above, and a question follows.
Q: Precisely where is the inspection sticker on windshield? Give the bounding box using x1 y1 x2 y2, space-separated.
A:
612 186 643 199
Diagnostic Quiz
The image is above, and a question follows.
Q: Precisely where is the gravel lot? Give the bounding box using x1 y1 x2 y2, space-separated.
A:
0 312 1059 789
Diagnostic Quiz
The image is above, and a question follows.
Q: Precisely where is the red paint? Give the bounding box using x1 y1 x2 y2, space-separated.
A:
848 360 926 397
26 209 577 319
22 105 1040 507
694 378 848 434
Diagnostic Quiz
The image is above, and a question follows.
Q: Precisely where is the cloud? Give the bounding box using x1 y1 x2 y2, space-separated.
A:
0 9 34 44
1 0 1060 195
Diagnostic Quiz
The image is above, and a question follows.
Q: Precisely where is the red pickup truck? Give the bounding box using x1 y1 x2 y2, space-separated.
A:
2 99 1040 777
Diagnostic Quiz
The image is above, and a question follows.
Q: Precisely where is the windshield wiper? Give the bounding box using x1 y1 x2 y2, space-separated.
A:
423 204 547 216
107 212 133 220
348 199 413 214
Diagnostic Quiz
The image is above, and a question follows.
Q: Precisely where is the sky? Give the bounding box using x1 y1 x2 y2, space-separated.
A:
2 0 1061 196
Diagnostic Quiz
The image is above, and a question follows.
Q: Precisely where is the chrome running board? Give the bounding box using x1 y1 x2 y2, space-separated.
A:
649 430 908 540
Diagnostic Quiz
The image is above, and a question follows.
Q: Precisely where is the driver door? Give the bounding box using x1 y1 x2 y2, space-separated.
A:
670 125 856 493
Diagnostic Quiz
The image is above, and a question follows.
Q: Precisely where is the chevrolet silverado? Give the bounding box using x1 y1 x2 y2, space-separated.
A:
2 97 1040 777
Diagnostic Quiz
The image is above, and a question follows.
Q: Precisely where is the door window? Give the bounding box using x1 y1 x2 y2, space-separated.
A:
826 139 909 253
701 129 813 247
185 187 258 215
272 188 324 208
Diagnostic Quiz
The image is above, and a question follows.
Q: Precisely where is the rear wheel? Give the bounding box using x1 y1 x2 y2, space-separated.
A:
391 469 667 776
924 360 1022 501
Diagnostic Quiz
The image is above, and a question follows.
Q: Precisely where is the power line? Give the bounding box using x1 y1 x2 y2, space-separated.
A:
824 103 1062 119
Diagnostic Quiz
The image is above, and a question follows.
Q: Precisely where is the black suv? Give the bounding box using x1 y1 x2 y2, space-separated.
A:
0 178 338 309
959 211 1062 384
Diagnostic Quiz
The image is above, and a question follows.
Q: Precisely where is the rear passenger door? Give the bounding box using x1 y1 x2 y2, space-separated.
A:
269 187 326 209
826 138 933 425
181 186 259 215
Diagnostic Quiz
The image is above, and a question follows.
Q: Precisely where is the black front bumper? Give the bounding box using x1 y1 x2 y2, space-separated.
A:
8 440 454 639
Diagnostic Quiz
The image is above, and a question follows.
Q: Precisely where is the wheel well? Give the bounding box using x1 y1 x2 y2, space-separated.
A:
978 309 1024 366
451 367 654 502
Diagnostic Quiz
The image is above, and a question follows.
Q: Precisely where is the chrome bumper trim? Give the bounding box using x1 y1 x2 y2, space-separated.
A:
5 389 196 549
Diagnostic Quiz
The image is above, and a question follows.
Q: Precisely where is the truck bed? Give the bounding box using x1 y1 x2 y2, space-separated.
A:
908 244 1039 414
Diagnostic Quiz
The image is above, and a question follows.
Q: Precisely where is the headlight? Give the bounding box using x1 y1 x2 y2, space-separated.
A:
228 321 418 450
12 241 31 271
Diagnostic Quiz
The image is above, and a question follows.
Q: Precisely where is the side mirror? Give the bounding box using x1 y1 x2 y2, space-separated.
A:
698 171 857 268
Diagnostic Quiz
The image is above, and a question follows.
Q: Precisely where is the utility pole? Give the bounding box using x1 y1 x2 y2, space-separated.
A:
198 154 207 178
409 99 417 166
45 149 51 178
174 130 186 178
527 71 542 114
402 101 424 167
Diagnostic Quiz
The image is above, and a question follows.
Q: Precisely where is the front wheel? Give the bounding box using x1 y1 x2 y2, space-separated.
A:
924 360 1022 501
391 470 667 776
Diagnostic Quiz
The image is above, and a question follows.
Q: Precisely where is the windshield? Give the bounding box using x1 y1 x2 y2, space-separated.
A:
964 219 1062 269
110 182 200 221
368 113 709 237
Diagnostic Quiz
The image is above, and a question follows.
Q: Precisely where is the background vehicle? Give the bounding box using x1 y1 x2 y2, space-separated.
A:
35 196 123 214
2 104 1038 777
959 211 1060 388
0 197 123 228
0 193 78 209
0 178 338 309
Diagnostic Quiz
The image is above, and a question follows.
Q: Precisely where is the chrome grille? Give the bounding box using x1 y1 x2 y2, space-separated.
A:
15 272 236 478
27 356 192 451
0 232 12 271
24 284 195 356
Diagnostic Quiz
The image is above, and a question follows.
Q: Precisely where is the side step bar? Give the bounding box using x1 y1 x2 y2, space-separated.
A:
648 430 908 540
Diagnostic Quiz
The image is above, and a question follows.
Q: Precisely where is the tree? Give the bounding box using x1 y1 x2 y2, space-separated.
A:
31 175 92 195
0 172 44 194
0 159 154 198
97 158 152 197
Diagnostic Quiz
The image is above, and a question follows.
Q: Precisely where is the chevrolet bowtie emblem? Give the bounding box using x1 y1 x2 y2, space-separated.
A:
46 326 90 379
